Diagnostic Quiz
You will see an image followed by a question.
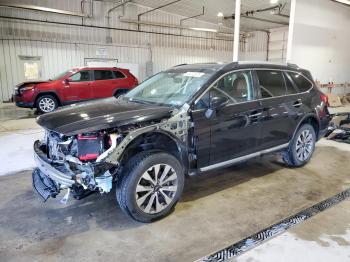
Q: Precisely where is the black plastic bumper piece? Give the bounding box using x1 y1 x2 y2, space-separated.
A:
32 168 59 202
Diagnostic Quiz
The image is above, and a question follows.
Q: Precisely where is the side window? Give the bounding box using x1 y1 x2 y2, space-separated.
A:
287 72 312 92
256 70 286 98
213 70 255 103
70 71 91 82
113 70 125 79
284 72 298 95
94 70 114 80
194 70 254 110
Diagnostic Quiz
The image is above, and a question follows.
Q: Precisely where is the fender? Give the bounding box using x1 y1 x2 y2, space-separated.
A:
34 90 63 105
104 105 191 167
290 112 320 141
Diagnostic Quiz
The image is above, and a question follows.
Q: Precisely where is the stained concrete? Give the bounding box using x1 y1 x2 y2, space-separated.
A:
235 199 350 262
0 145 350 262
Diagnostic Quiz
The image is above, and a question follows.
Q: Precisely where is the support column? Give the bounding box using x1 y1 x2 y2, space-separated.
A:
233 0 241 61
286 0 296 62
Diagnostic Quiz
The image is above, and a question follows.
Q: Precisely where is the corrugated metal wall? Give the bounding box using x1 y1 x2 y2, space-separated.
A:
0 0 268 102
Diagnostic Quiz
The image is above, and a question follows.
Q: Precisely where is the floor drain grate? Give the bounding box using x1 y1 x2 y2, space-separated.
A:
196 188 350 262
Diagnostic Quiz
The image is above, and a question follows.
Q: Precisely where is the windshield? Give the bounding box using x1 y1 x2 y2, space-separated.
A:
125 70 213 107
50 70 70 81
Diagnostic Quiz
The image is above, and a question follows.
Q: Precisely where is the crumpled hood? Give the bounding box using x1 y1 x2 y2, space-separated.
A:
16 80 49 88
37 97 172 136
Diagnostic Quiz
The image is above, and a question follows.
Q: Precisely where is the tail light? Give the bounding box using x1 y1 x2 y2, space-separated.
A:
320 93 329 107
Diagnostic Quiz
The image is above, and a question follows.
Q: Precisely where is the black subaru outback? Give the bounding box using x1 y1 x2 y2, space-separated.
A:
32 62 331 222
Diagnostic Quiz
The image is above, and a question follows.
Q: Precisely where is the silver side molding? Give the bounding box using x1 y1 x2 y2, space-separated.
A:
199 143 289 172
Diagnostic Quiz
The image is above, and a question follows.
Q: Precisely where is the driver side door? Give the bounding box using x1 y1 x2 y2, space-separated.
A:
192 70 263 169
60 70 94 103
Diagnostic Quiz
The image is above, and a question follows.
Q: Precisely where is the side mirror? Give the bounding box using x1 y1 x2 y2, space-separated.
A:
63 79 70 85
205 96 229 119
210 96 229 109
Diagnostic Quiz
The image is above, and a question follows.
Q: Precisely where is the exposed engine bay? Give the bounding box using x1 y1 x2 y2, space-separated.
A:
32 105 191 203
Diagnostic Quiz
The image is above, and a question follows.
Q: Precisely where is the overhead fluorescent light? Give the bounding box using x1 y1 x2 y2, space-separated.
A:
190 27 218 33
270 0 279 3
217 12 224 17
332 0 350 5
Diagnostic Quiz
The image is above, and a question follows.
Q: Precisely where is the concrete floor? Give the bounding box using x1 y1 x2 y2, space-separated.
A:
0 103 350 262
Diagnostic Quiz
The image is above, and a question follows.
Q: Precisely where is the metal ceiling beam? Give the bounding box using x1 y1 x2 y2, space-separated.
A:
224 4 282 20
241 15 289 26
137 0 182 31
0 1 85 17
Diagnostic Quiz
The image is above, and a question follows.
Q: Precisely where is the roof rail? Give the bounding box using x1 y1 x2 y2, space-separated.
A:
173 63 187 67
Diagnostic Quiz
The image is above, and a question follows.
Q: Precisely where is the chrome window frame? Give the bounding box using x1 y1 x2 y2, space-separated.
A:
192 68 314 111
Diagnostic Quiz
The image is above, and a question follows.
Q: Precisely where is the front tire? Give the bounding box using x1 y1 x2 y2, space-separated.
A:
283 124 316 167
117 151 185 222
36 95 58 113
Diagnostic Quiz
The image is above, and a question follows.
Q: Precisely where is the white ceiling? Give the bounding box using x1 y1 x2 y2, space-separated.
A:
132 0 291 31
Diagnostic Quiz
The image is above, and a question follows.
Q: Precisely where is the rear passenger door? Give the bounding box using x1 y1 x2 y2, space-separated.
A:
92 70 124 98
255 70 303 149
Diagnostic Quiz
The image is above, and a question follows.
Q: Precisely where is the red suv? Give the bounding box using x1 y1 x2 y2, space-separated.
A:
15 67 138 113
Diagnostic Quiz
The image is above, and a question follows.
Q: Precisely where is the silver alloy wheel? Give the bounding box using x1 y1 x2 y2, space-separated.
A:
295 129 314 162
38 97 56 112
135 164 178 214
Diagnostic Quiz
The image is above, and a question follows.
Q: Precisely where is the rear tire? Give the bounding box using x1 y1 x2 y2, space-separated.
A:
283 124 316 167
116 151 184 223
36 95 58 114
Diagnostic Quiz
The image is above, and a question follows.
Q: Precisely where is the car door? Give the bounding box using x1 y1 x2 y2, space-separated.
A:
255 69 302 150
192 70 263 167
60 70 93 102
92 69 123 98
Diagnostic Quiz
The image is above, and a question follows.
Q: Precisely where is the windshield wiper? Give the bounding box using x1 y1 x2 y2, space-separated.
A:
128 98 154 105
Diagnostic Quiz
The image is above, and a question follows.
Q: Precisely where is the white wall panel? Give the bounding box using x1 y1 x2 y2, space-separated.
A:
0 0 268 101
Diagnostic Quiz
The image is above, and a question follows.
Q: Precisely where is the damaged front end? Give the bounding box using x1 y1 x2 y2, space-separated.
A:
32 130 117 202
32 105 191 203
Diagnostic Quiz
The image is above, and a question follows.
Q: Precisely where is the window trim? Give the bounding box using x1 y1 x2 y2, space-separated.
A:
193 68 314 107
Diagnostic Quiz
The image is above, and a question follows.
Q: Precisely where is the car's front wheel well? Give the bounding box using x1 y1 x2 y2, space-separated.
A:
35 92 62 106
118 132 187 174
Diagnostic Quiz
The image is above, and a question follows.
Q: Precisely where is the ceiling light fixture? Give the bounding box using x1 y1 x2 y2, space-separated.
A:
190 27 218 32
270 0 279 3
332 0 350 5
217 12 224 17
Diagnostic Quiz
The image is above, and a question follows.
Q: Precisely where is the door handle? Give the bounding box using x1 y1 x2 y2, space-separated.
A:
249 112 262 118
293 99 303 108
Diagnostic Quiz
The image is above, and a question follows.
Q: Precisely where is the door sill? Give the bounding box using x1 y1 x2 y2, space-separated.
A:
197 143 289 173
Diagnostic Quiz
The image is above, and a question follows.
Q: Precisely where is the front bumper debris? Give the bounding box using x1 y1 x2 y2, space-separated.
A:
32 168 59 201
33 140 75 187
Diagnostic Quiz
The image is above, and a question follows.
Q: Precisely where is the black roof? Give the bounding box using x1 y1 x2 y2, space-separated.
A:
171 61 302 72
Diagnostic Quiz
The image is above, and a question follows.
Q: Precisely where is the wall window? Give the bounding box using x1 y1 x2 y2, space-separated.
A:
256 70 286 98
70 71 91 82
287 72 312 92
94 70 114 80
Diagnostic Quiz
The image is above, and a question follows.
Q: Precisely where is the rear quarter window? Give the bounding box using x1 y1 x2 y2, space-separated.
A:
287 72 313 93
113 70 126 79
